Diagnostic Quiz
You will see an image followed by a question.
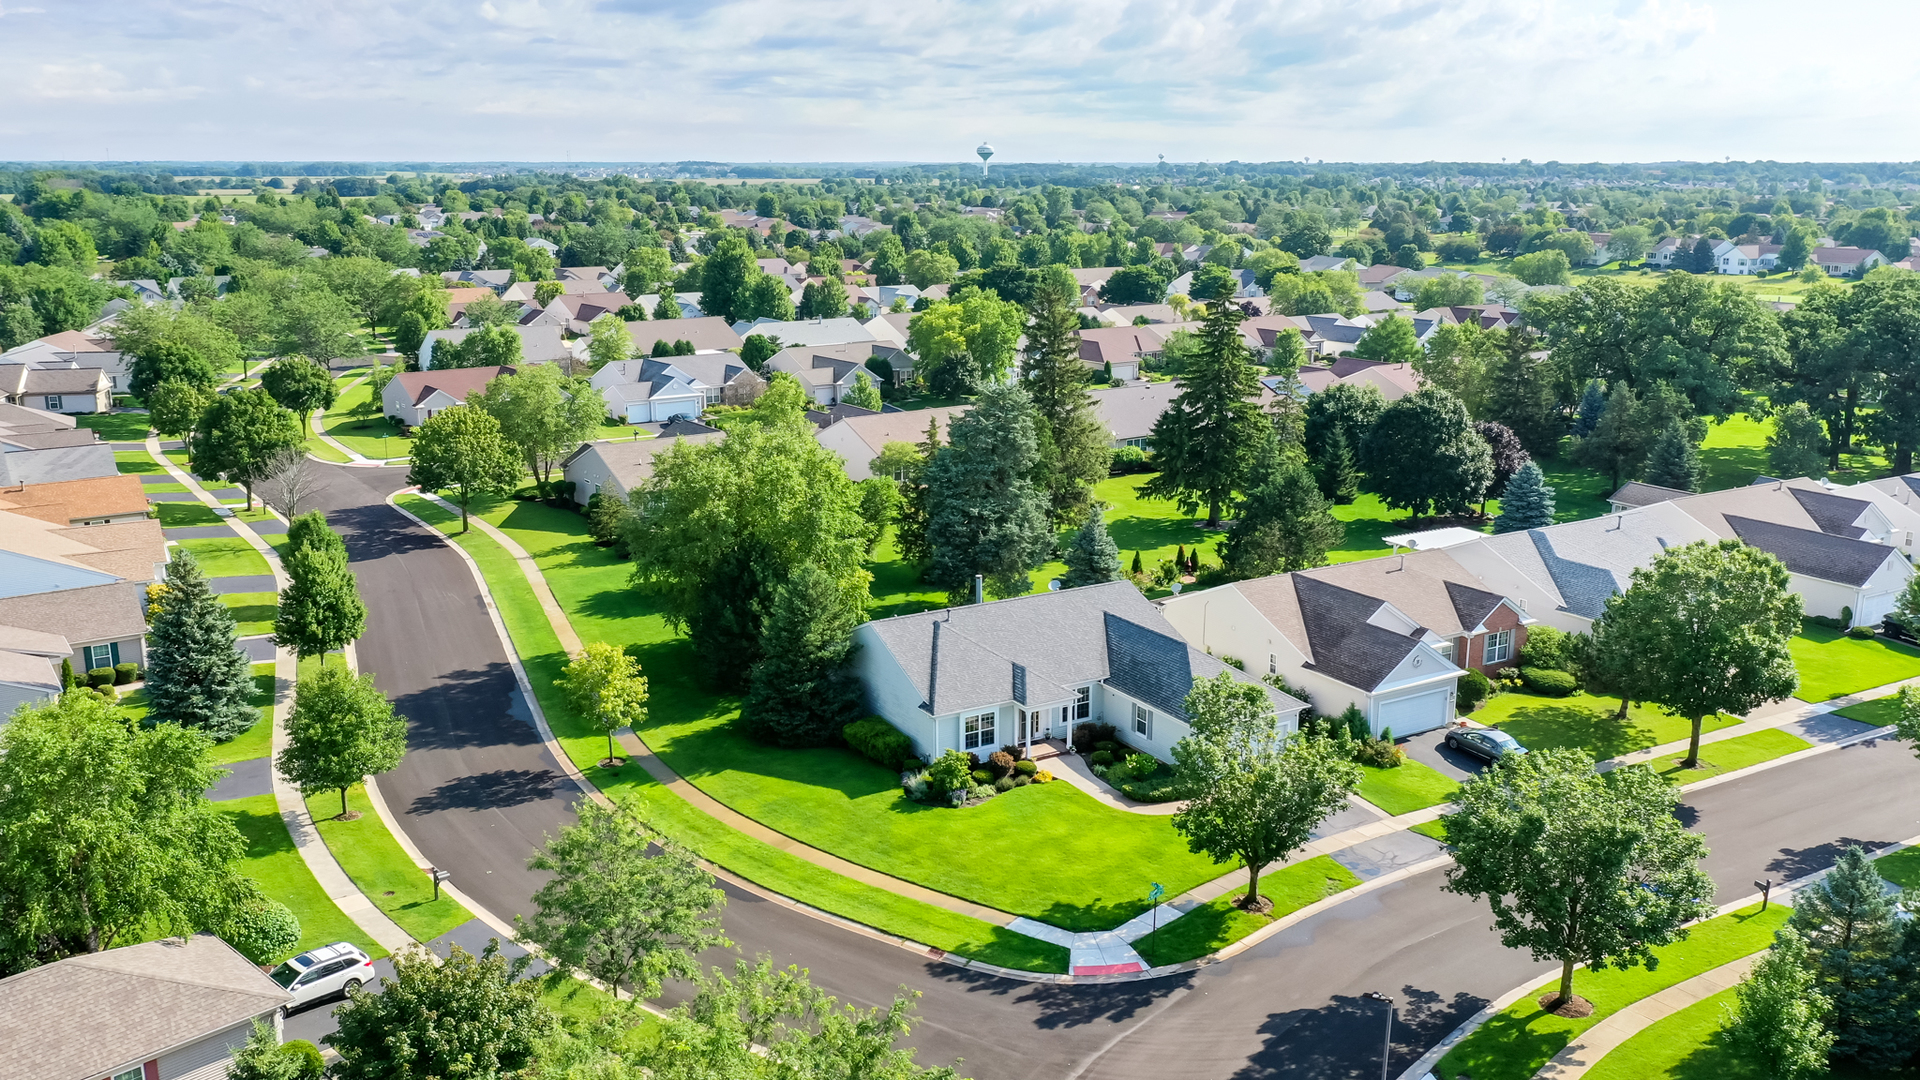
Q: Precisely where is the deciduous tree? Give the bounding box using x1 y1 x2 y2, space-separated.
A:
259 358 337 436
189 387 303 510
327 942 555 1080
585 311 631 370
1768 401 1830 479
1361 387 1493 519
555 641 649 767
469 363 603 496
276 665 405 820
147 377 209 439
406 404 524 530
1723 927 1834 1080
1351 314 1422 362
1445 748 1715 1012
273 541 367 661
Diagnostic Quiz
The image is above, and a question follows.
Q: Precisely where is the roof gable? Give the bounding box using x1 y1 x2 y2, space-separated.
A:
1723 515 1896 587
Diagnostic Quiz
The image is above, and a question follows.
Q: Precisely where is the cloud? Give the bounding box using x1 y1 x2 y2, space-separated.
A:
1 0 1917 162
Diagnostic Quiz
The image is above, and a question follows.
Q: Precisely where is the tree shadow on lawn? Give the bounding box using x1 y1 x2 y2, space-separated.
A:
1492 700 1737 759
1107 513 1221 557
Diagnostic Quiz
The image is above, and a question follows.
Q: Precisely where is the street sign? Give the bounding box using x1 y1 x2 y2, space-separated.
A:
1148 882 1164 903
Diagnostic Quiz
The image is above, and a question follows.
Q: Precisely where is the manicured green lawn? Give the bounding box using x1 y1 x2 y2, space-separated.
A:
1408 817 1451 842
1835 695 1903 727
221 591 279 637
324 380 411 459
305 434 353 463
219 793 386 962
142 481 190 494
307 783 474 944
1535 455 1616 522
178 536 271 578
205 664 278 765
1789 624 1920 701
395 494 1069 973
115 449 164 474
1356 758 1459 815
1474 691 1740 758
1699 413 1889 491
1649 727 1812 783
1877 846 1920 888
1435 902 1791 1080
1582 986 1745 1080
78 412 152 442
155 501 223 528
1132 855 1361 967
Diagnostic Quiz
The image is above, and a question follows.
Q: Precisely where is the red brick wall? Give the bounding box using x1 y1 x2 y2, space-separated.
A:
1458 605 1527 673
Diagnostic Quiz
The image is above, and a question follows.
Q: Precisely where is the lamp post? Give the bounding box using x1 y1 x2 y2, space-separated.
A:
1363 991 1393 1080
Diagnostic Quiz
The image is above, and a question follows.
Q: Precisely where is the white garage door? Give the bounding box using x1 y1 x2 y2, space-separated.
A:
1375 687 1451 737
1856 590 1899 628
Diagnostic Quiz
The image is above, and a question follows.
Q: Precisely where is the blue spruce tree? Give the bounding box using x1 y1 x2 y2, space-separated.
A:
1492 461 1556 534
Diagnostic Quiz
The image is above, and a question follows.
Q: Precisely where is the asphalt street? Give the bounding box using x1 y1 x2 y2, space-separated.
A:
305 461 1920 1079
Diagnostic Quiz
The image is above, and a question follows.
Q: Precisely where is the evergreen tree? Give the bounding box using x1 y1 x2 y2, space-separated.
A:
1022 269 1112 526
1484 335 1566 457
1130 550 1144 577
884 418 941 568
1789 845 1915 1069
1142 300 1268 527
1492 461 1556 533
145 548 257 741
1572 378 1608 437
1313 423 1361 504
1769 401 1830 479
1572 383 1648 489
1723 928 1834 1080
1643 419 1704 491
1222 461 1344 578
273 542 368 661
923 385 1054 601
740 564 865 746
1060 506 1123 588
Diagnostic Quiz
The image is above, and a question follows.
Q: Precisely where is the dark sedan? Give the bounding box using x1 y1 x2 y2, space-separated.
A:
1445 727 1529 764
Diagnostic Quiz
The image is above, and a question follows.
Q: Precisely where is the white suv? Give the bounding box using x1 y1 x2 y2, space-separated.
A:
269 942 375 1013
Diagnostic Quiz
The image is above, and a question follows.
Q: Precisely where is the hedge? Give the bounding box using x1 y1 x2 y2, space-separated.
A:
843 716 916 771
1519 666 1578 696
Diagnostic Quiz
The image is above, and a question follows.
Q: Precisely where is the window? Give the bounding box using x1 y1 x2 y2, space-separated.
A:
45 395 62 411
1074 686 1091 720
1483 629 1513 665
84 642 120 670
1132 703 1152 739
962 711 996 750
113 1068 143 1080
1268 654 1277 675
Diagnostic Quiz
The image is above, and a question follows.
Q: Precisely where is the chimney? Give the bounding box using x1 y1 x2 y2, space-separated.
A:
973 574 984 605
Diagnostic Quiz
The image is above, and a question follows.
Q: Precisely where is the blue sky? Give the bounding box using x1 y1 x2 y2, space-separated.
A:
3 0 1917 164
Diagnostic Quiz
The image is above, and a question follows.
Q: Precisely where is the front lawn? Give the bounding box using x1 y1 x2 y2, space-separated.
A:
115 449 164 474
1474 691 1739 758
1434 902 1791 1080
305 434 353 463
155 501 223 528
1131 855 1361 967
1356 757 1459 815
220 591 279 637
1834 695 1903 727
323 380 411 459
1790 624 1920 701
205 663 278 764
1648 727 1812 783
178 536 271 578
219 793 386 962
1582 986 1744 1080
307 783 474 943
396 494 1069 973
77 411 152 442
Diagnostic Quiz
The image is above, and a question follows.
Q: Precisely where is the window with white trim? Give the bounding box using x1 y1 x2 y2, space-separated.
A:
962 711 996 750
1132 703 1152 739
1483 629 1513 665
85 642 119 670
112 1068 142 1080
45 395 63 411
1268 654 1277 675
1074 685 1091 720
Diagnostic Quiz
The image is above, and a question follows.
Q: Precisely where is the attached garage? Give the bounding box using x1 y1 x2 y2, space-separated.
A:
1372 683 1454 737
1855 589 1900 629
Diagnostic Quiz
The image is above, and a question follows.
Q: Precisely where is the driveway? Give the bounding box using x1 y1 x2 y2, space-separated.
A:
1400 727 1488 783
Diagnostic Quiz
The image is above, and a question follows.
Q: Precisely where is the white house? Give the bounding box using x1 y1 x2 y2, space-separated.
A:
1161 551 1531 737
854 580 1305 764
561 430 725 507
419 325 569 369
1812 246 1886 277
1714 240 1782 275
589 354 763 422
381 366 513 428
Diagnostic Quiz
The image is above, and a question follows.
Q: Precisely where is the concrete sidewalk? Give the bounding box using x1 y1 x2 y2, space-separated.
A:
1535 955 1757 1079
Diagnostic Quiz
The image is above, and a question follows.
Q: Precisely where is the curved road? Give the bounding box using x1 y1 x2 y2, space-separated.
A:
308 462 1920 1079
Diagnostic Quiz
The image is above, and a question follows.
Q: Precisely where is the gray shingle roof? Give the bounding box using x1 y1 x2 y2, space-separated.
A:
1290 576 1420 692
1608 481 1695 508
1787 487 1872 539
1444 579 1504 632
1724 515 1894 587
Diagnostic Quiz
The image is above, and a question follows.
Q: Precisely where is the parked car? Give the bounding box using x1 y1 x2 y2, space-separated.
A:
269 942 375 1013
1445 727 1528 765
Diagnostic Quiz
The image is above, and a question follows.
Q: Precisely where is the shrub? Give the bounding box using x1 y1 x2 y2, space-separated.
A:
113 662 140 685
901 772 929 802
842 717 915 771
970 768 992 785
964 782 997 803
1519 666 1578 696
901 757 924 773
1337 703 1370 741
87 667 115 688
1110 446 1153 475
1035 769 1053 783
1072 721 1118 752
987 750 1015 778
1848 625 1877 640
925 749 971 797
278 1041 326 1080
1123 752 1159 780
1014 759 1038 777
1095 740 1120 754
1808 614 1846 630
1457 670 1491 712
1352 738 1404 769
1089 750 1115 767
1120 779 1184 803
1842 605 1854 625
224 895 301 965
993 776 1017 793
1516 625 1569 671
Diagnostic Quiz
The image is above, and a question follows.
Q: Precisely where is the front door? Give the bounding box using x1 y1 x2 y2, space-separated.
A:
1018 708 1046 744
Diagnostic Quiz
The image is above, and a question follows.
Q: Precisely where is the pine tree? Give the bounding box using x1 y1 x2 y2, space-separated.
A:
740 564 864 747
892 416 941 568
1483 335 1565 457
273 543 368 661
923 385 1054 601
1313 423 1361 504
1572 383 1648 489
1022 270 1113 526
1789 845 1914 1069
1060 506 1122 588
1723 928 1834 1080
1643 420 1703 491
1222 461 1344 578
1130 550 1144 577
1141 299 1269 527
1572 379 1608 437
1492 461 1556 533
60 657 74 690
145 548 257 741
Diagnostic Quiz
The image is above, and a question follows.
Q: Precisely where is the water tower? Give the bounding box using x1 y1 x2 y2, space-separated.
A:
976 142 994 177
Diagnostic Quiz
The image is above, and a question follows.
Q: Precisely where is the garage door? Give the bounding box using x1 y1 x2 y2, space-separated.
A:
1856 590 1899 628
1375 687 1451 737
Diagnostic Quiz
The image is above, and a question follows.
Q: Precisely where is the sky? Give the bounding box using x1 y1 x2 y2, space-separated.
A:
4 0 1920 166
